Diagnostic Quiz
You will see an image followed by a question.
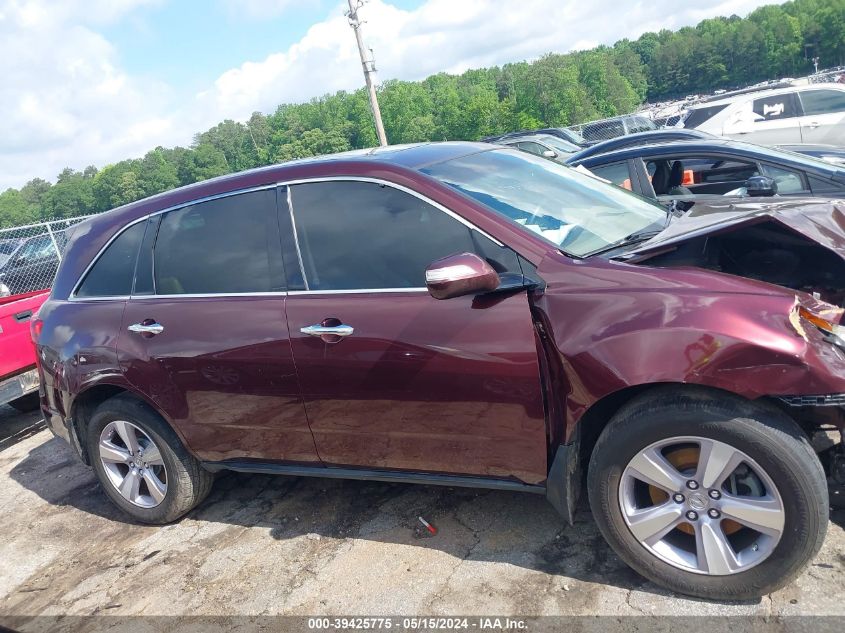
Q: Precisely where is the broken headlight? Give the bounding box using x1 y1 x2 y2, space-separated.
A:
799 306 845 349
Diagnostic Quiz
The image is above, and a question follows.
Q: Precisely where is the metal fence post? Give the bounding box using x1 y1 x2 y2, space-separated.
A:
45 223 62 261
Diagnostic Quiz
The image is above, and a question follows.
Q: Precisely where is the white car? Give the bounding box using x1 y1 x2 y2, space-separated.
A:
683 83 845 146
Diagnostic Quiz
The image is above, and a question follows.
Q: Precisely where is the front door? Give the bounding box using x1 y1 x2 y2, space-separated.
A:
282 179 547 484
797 88 845 145
118 187 319 464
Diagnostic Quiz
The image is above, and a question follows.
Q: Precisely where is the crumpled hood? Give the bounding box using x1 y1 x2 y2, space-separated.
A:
621 198 845 262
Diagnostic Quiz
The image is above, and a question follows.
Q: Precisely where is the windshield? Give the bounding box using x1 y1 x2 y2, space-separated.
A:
422 148 668 257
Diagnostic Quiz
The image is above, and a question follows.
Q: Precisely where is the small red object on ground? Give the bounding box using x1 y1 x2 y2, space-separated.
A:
418 516 437 535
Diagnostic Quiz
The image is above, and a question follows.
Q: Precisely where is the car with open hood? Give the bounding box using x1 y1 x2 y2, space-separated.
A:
34 142 845 601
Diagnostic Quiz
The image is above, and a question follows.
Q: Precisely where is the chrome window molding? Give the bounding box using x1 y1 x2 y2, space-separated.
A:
128 291 288 299
67 176 505 302
67 295 131 302
287 288 429 295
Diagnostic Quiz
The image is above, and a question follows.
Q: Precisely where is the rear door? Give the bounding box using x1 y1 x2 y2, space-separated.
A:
118 186 319 464
797 88 845 145
281 179 547 484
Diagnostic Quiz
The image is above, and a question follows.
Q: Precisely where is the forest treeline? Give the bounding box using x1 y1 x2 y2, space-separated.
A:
2 0 844 228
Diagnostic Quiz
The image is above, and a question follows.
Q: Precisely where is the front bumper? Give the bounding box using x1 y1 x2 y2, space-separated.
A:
0 368 38 407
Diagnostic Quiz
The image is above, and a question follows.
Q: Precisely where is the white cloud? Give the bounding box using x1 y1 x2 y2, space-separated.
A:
193 0 775 125
0 0 176 189
0 0 774 191
219 0 320 19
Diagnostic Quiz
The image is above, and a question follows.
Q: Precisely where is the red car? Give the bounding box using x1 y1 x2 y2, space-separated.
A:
35 143 845 600
0 290 48 411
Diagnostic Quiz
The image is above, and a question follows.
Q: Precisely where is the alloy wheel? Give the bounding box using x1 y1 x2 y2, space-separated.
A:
98 420 168 508
618 436 784 575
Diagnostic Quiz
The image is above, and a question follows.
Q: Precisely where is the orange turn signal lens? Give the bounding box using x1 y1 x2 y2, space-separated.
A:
798 307 836 333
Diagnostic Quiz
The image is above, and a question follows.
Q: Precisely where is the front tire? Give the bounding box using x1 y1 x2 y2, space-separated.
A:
587 387 828 600
86 394 214 524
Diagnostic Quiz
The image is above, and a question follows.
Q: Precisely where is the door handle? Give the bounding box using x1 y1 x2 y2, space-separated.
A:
128 321 164 336
300 324 354 337
808 121 820 128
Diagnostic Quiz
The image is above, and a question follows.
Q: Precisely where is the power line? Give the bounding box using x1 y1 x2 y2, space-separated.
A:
346 0 388 146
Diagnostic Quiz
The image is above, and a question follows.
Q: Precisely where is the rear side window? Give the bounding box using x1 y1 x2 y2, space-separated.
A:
683 104 729 129
516 142 546 156
753 93 800 120
799 89 845 116
289 181 516 291
154 189 275 295
76 222 145 297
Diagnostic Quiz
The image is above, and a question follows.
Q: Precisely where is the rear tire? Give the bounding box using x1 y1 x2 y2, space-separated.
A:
587 386 828 600
86 394 214 524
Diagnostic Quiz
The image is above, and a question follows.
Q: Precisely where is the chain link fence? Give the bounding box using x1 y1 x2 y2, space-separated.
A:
565 114 661 144
0 216 94 297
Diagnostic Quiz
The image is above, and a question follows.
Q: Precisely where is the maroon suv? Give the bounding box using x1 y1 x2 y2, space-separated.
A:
35 143 845 600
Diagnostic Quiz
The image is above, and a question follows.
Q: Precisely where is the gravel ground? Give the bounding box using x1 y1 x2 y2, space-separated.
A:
0 403 843 632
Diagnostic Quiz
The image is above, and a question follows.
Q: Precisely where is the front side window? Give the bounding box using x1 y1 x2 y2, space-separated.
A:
752 93 800 120
589 161 634 190
154 189 275 295
760 164 806 194
647 156 758 190
289 181 516 291
799 89 845 116
76 221 145 297
422 148 667 257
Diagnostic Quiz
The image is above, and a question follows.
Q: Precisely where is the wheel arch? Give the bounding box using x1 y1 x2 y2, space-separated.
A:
573 382 783 469
69 382 190 465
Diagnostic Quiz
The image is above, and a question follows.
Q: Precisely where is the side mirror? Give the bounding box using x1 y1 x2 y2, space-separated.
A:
542 149 558 159
745 175 778 197
425 253 500 300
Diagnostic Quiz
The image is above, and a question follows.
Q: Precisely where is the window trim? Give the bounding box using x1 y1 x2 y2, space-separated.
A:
69 177 503 301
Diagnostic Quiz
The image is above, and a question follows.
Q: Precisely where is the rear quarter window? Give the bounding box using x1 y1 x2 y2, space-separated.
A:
683 104 729 129
76 221 145 298
752 93 800 120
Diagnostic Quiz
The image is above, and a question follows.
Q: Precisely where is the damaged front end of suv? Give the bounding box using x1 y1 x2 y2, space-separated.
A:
620 197 845 484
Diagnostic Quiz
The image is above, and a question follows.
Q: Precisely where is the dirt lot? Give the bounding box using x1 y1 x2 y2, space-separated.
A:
1 403 844 631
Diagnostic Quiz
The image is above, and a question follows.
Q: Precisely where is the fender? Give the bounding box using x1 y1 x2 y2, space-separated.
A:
531 259 845 444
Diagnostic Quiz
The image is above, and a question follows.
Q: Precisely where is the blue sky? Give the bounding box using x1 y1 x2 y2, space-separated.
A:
0 0 773 189
102 0 426 93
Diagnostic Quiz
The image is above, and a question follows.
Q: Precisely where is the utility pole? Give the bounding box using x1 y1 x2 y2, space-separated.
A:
346 0 388 146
